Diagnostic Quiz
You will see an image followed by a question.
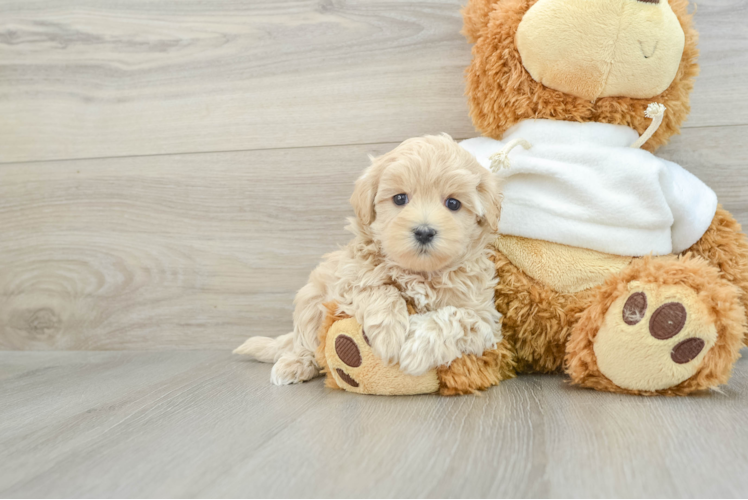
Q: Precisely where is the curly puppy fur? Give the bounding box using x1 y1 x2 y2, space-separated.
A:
566 254 746 396
462 0 699 152
235 135 504 385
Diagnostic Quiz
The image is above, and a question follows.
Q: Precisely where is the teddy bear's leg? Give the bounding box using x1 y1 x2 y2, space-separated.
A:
686 206 748 346
435 338 516 395
566 255 746 395
491 246 599 374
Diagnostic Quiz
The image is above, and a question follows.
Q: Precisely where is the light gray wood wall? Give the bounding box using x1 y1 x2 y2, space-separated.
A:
2 0 748 350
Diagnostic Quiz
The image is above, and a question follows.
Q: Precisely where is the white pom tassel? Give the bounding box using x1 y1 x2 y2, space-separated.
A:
489 138 533 172
630 103 666 149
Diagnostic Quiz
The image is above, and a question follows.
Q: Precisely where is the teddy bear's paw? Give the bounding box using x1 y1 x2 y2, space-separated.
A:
567 256 747 395
324 318 440 396
591 282 720 392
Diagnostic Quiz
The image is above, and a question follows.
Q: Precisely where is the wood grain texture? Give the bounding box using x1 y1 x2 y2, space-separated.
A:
1 350 747 498
1 126 747 351
659 125 748 224
0 0 473 163
687 0 748 128
1 0 747 163
0 142 394 350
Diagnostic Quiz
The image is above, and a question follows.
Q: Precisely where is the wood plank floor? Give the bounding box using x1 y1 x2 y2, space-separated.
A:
1 350 747 498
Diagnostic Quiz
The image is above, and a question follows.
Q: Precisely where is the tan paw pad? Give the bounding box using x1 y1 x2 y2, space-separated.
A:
594 282 717 392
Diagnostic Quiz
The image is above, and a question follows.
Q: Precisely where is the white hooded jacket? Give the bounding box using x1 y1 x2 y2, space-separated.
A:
460 119 717 257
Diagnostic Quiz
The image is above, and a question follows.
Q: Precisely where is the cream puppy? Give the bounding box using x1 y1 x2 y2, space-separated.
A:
235 135 503 385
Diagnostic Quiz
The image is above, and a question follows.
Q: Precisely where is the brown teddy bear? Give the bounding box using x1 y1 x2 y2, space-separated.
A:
319 0 748 396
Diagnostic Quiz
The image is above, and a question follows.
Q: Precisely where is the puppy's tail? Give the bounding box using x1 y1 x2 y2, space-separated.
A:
233 332 294 363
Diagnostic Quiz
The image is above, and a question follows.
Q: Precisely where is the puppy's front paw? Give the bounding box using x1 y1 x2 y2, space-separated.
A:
361 306 409 366
365 321 408 366
398 310 460 376
398 340 442 377
454 312 498 356
399 307 497 376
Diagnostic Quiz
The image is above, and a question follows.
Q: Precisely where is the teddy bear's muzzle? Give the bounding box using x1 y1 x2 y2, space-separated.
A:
515 0 685 101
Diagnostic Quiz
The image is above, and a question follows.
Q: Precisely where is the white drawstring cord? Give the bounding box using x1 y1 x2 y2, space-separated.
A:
489 138 533 172
630 103 666 149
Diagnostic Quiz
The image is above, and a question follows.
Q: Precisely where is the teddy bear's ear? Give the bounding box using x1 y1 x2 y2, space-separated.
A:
350 155 386 226
461 0 502 43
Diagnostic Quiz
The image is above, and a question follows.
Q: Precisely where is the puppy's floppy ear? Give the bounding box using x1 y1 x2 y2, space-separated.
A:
477 170 502 232
350 154 386 225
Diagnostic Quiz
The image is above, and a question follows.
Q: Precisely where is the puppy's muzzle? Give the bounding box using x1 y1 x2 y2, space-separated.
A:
413 225 437 245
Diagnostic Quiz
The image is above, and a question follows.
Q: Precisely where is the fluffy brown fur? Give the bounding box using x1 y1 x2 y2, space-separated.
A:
687 207 748 346
436 338 517 395
565 254 745 395
462 0 699 152
492 244 598 374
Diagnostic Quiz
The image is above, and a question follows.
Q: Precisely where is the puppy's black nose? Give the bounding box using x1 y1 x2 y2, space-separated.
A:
413 226 437 245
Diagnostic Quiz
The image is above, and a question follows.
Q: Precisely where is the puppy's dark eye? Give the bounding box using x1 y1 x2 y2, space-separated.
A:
445 198 461 211
393 194 409 206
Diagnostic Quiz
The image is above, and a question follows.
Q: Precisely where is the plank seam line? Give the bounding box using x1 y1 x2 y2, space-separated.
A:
1 123 746 166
